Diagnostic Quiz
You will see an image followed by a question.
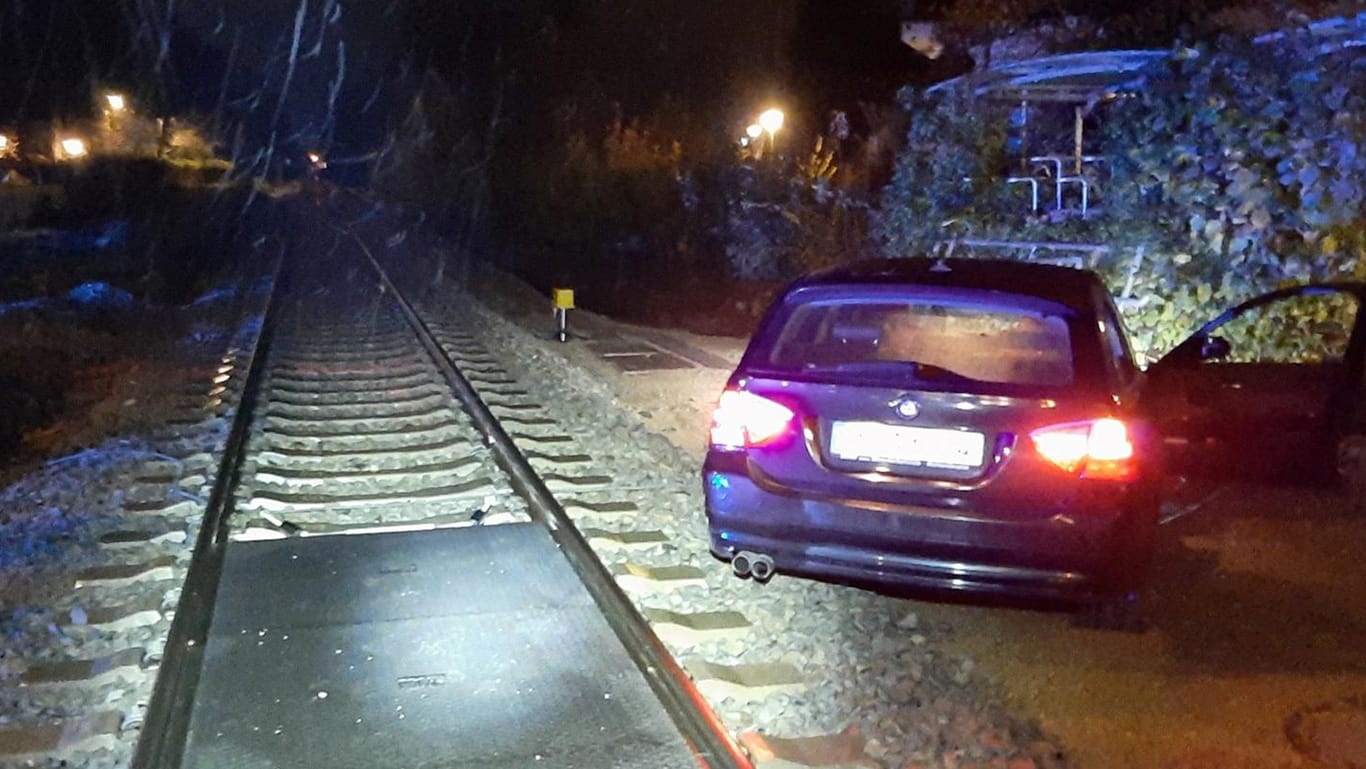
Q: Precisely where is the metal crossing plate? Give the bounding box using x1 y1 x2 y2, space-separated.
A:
182 524 699 769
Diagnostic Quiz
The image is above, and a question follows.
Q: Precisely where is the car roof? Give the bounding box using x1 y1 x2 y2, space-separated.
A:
787 257 1102 313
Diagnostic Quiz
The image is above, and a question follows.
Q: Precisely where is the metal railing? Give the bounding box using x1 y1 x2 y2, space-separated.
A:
1026 154 1106 217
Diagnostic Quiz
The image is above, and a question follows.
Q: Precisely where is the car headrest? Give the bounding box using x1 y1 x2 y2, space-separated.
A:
831 323 881 345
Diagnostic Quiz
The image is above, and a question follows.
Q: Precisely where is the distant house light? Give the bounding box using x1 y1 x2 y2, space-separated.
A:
58 137 89 160
105 92 127 112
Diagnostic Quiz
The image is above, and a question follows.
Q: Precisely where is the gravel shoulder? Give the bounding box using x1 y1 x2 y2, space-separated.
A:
467 264 745 459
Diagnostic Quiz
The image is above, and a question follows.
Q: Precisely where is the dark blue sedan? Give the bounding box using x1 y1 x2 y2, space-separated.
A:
703 258 1161 621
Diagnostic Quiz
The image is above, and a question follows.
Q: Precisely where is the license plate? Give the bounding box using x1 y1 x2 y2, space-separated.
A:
828 421 986 469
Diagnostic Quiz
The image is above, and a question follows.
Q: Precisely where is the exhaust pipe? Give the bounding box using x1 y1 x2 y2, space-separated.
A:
732 551 775 582
749 554 775 582
731 552 752 578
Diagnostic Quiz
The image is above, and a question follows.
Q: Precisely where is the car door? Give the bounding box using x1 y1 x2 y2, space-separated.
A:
1143 285 1366 482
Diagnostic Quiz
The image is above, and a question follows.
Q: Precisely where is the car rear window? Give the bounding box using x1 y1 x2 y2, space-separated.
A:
767 298 1076 387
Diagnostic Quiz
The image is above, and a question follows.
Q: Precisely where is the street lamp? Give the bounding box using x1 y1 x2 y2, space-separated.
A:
0 133 14 159
758 108 784 156
57 137 88 160
741 123 764 154
102 92 129 140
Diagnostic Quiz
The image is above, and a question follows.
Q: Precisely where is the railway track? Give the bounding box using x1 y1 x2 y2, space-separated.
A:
0 229 744 769
115 224 751 769
1 207 1063 769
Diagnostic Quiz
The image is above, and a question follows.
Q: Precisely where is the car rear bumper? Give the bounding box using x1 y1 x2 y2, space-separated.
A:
704 467 1153 600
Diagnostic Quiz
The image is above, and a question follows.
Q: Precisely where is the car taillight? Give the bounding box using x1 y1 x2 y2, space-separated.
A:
1030 418 1137 481
710 390 795 449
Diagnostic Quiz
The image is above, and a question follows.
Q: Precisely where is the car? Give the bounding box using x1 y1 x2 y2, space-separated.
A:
703 257 1161 620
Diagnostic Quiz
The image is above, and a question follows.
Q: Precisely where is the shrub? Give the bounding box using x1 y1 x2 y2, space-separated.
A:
876 20 1366 360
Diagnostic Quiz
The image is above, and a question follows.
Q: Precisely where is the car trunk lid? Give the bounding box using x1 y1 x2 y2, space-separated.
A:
740 375 1100 490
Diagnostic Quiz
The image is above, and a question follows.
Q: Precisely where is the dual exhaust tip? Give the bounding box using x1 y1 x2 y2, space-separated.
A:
731 551 775 582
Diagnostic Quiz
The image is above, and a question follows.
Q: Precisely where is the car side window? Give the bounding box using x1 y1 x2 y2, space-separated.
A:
1206 291 1358 364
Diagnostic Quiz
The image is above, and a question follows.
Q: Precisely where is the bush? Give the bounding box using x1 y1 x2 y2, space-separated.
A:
876 19 1366 360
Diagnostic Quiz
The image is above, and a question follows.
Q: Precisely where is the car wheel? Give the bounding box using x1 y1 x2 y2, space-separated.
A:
1076 504 1157 632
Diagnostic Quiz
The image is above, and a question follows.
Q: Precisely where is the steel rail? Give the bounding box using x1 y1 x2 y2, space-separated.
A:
130 238 289 769
343 227 754 769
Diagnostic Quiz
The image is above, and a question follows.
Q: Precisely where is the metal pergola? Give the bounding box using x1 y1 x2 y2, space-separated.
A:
921 12 1366 172
926 49 1166 104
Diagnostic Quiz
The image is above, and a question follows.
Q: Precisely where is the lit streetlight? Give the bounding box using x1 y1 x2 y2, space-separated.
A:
759 108 784 134
0 133 14 159
57 137 88 160
103 92 129 141
758 108 784 156
740 123 764 153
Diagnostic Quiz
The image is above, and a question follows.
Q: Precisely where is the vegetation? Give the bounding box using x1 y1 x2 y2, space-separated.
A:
876 22 1366 360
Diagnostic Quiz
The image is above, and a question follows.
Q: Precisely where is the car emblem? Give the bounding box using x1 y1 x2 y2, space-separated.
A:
891 397 920 420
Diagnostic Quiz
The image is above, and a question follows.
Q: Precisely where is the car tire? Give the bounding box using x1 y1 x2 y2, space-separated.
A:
1076 501 1158 632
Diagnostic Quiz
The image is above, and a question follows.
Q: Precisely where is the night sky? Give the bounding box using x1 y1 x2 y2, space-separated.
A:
1 0 935 158
1 0 1274 175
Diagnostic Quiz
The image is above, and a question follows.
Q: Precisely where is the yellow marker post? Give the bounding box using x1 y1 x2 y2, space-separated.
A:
552 288 574 342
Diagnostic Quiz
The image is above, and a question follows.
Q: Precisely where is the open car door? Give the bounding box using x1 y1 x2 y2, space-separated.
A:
1143 284 1366 483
